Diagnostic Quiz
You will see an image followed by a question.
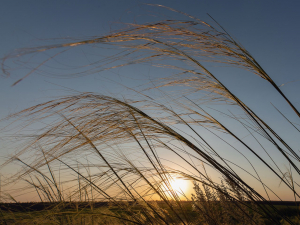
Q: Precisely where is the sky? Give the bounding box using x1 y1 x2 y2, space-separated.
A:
1 0 299 115
0 0 300 202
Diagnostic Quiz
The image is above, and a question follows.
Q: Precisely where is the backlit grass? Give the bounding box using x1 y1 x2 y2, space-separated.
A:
1 6 300 225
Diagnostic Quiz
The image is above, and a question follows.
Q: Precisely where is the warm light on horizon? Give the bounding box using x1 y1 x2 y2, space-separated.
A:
169 178 189 196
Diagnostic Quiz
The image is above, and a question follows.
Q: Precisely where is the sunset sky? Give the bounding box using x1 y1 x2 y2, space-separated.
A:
0 0 300 201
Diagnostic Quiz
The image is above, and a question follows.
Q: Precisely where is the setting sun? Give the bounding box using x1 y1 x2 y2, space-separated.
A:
169 178 189 194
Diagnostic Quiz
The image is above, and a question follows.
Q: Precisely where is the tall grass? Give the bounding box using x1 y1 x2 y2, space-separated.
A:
1 7 300 224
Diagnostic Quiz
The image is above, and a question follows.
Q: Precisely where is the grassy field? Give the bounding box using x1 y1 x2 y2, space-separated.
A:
1 201 299 224
1 6 300 225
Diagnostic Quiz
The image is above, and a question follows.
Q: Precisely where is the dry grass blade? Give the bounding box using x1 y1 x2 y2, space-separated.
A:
1 7 300 225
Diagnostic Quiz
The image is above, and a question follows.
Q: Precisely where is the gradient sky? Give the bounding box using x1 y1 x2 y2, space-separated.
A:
1 0 300 201
1 0 299 116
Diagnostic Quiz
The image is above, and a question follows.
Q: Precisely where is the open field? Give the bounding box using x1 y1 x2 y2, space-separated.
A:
0 202 299 224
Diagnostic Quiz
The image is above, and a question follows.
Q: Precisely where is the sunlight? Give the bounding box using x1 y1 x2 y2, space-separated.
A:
169 178 189 194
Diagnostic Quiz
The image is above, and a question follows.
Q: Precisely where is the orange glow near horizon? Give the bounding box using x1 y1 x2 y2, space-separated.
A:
169 178 190 197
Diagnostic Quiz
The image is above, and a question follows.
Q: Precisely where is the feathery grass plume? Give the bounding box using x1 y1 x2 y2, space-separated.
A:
192 177 265 225
1 92 298 224
3 5 299 118
1 5 300 225
3 6 300 175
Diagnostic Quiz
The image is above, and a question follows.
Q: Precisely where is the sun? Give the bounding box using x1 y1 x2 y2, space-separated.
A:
169 178 189 194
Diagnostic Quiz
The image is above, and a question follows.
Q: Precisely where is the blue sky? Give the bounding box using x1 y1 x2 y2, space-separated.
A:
1 0 300 201
0 0 299 117
1 0 299 115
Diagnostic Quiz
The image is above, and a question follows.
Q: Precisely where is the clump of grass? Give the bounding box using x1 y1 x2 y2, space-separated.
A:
1 5 300 225
192 178 264 224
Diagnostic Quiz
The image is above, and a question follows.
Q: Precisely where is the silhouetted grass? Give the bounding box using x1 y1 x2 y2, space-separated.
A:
1 6 300 225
